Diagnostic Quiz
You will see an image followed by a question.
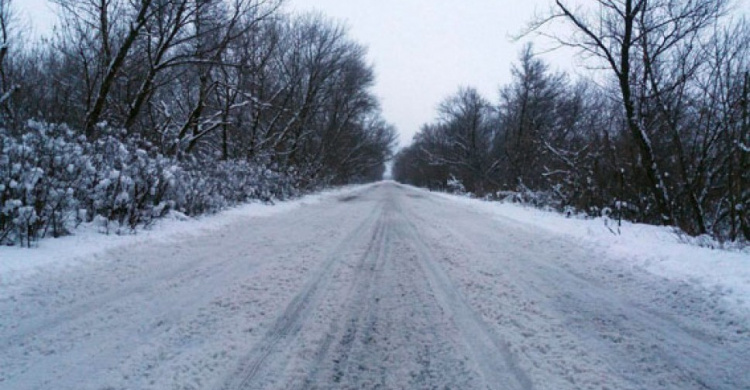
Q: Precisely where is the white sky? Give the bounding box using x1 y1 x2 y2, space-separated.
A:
284 0 575 147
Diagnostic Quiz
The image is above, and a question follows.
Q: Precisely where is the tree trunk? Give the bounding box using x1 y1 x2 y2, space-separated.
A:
619 0 674 225
84 0 152 138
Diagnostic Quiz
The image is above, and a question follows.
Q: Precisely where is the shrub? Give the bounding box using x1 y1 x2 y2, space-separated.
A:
1 122 304 247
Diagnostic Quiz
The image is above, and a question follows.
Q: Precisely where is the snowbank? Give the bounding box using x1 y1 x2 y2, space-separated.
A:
435 191 750 314
0 183 375 285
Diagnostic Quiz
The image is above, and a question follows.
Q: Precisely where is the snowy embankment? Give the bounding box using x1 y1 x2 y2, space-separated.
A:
0 184 374 287
434 190 750 315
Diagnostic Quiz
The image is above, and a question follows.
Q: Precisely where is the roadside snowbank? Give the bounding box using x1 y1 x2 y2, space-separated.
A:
434 191 750 314
0 183 374 285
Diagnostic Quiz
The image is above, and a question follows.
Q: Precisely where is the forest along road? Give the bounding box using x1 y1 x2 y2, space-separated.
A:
1 182 748 390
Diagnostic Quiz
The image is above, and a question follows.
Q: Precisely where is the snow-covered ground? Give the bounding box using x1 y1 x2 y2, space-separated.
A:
435 190 750 316
1 181 748 389
0 184 373 286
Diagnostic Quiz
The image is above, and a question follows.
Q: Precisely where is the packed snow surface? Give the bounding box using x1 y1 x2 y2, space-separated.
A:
434 192 750 315
1 181 748 389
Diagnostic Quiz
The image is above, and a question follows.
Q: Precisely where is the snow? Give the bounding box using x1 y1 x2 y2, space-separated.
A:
4 181 747 314
433 190 750 315
1 181 748 389
0 183 375 288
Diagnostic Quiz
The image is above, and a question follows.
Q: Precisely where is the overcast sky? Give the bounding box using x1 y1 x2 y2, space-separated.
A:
284 0 576 147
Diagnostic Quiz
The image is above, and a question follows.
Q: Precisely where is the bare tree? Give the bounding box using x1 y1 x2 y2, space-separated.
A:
691 19 750 240
529 0 729 226
0 0 20 119
498 44 566 190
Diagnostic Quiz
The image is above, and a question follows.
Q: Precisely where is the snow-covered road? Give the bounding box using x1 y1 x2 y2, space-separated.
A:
1 182 748 389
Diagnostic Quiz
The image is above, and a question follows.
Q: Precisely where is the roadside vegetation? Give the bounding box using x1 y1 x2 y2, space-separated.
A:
395 0 749 243
0 0 396 247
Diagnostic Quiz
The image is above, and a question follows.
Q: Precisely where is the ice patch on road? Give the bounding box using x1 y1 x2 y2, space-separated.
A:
432 189 750 316
0 183 376 287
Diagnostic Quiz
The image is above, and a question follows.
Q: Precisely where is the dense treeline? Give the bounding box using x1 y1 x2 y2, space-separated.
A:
0 0 396 246
395 0 748 242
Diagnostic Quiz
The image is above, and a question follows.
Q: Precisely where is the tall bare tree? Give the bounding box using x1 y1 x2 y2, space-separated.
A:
530 0 729 226
0 0 19 120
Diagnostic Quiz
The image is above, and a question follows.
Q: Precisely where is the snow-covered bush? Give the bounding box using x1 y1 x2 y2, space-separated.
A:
1 122 86 246
82 128 179 233
172 159 301 217
493 184 562 211
446 175 467 195
1 122 303 247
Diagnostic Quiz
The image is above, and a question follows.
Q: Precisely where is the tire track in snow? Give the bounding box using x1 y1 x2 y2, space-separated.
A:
267 189 483 388
0 247 261 385
0 249 240 349
282 188 487 389
295 198 393 389
243 185 532 389
222 200 385 390
395 200 534 390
